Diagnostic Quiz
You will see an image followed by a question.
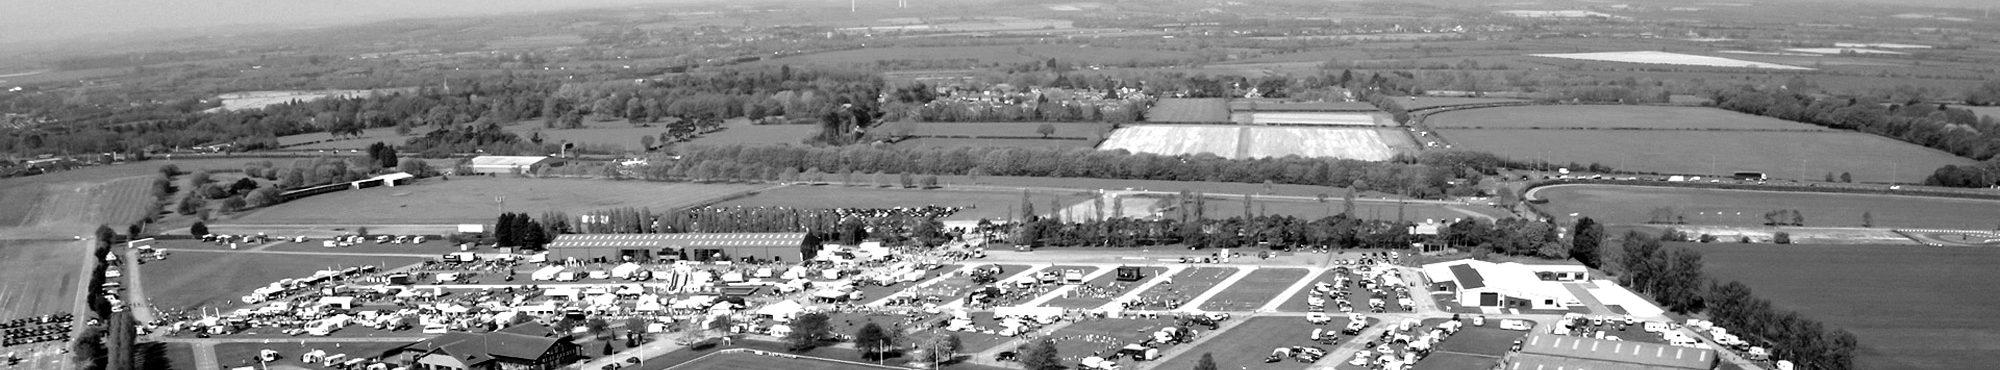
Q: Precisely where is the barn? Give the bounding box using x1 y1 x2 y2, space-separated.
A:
468 156 564 175
546 233 810 263
1420 259 1586 310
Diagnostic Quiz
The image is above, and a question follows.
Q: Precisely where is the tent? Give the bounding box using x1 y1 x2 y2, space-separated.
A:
531 266 565 281
611 263 643 279
757 300 806 321
994 306 1062 321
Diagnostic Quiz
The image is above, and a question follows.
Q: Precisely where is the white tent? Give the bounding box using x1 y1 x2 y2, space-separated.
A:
531 266 565 281
611 263 642 279
757 300 806 321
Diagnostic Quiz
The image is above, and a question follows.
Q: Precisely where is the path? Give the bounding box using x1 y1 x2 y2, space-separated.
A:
124 248 158 323
1176 266 1253 310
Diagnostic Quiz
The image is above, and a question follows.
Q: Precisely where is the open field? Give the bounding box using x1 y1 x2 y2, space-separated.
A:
684 120 818 147
1436 129 1973 183
1196 268 1308 311
1680 243 2000 370
909 122 1109 139
711 185 1088 222
1243 198 1499 222
1427 106 1828 131
1130 267 1236 310
760 44 1197 67
140 251 426 312
1400 97 1527 110
207 90 381 113
1099 125 1409 161
1532 184 2000 229
0 241 83 319
893 138 1098 150
1154 316 1353 370
1530 51 1813 70
281 118 808 151
1045 317 1181 365
1236 112 1385 126
1146 98 1229 122
213 341 412 370
235 177 765 224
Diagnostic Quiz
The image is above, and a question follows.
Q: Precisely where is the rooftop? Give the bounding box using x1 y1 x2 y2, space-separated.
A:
1516 332 1716 369
548 233 808 249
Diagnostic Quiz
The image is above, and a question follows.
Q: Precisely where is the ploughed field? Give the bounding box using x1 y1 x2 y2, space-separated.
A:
1679 243 2000 370
1098 125 1412 161
1531 184 2000 230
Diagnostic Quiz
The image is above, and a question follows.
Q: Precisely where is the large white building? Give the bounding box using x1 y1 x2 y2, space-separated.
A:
1421 259 1589 310
468 156 564 175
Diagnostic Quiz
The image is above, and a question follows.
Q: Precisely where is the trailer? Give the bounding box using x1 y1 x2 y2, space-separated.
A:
532 266 565 281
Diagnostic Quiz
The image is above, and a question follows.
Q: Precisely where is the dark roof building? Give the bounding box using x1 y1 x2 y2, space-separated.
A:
1505 332 1718 370
546 233 810 263
382 325 578 370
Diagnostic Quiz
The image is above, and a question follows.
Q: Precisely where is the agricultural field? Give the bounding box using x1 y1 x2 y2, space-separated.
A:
1153 316 1355 370
893 138 1099 150
138 251 426 313
908 122 1110 139
1426 106 1829 131
280 118 807 151
1529 51 1813 70
1681 243 2000 370
1400 97 1526 110
683 119 818 147
1436 129 1973 183
206 90 382 113
710 185 1089 222
760 44 1197 67
1235 112 1385 126
1531 184 2000 230
1195 268 1308 311
235 177 766 224
1146 98 1229 123
0 241 83 319
1099 125 1410 161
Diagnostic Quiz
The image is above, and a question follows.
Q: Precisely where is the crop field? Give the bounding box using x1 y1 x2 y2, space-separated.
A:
1679 243 2000 370
139 251 426 312
1099 125 1410 161
1235 112 1384 126
1040 266 1168 309
894 138 1098 150
1129 267 1237 310
684 120 818 147
1154 316 1354 370
1400 97 1526 110
909 122 1109 139
0 241 83 319
711 186 1088 222
1146 98 1229 122
1531 184 2000 229
236 177 766 224
1529 51 1813 70
207 90 380 113
1426 106 1828 130
1435 129 1972 183
765 44 1196 67
1196 268 1308 311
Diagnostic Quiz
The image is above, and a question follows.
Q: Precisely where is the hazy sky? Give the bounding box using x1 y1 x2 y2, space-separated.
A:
0 0 716 44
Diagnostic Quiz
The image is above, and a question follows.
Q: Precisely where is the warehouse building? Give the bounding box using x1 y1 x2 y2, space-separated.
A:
546 233 810 263
467 156 564 175
1506 332 1718 370
1420 259 1587 310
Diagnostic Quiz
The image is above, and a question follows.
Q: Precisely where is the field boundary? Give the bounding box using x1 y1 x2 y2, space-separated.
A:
1522 180 2000 221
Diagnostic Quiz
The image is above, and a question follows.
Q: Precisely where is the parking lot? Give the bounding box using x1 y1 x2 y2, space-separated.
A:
1154 316 1362 370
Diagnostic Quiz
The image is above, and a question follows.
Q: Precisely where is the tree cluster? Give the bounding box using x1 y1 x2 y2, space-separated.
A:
1762 210 1805 226
1615 231 1705 314
494 213 551 249
1708 86 2000 188
1706 280 1858 370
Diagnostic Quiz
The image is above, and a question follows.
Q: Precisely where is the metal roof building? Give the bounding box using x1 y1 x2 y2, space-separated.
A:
546 233 809 263
1505 332 1718 370
468 156 563 175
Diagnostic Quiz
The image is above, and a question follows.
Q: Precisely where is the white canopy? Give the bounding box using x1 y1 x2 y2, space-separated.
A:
757 300 806 320
611 263 642 278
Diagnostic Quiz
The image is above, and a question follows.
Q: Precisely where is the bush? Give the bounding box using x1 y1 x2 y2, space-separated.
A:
1773 232 1791 244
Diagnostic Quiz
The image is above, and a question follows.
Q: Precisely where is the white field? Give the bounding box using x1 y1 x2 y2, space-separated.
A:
1530 51 1814 70
1098 125 1405 161
1785 48 1909 55
206 90 378 112
1244 112 1382 126
1834 42 1931 49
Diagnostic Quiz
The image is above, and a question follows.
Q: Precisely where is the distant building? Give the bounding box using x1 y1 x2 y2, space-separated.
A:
546 233 811 263
1420 259 1589 310
468 156 564 175
1506 332 1719 370
381 324 578 370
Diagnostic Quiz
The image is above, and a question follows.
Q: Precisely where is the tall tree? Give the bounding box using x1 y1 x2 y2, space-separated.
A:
1019 339 1061 370
1193 353 1218 370
1570 217 1603 268
787 313 831 352
919 333 962 365
854 323 891 359
106 311 135 370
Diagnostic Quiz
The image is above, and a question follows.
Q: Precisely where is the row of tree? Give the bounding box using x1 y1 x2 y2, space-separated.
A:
1707 86 2000 188
1613 230 1856 370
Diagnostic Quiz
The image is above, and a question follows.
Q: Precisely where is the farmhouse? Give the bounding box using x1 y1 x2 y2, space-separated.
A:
1506 332 1718 370
381 325 579 370
468 156 564 175
1420 259 1587 310
547 233 810 263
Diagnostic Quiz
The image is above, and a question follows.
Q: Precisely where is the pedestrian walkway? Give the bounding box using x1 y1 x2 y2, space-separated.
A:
1176 266 1253 310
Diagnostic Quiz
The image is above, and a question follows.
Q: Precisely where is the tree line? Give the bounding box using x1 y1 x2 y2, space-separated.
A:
1614 230 1856 370
1707 85 2000 188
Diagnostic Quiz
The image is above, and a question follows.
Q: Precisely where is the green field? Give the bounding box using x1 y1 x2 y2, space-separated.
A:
909 122 1110 139
1196 268 1308 311
1146 98 1230 122
235 177 766 224
1399 97 1526 110
1153 316 1352 370
1130 267 1237 310
1438 129 1973 183
0 241 84 319
662 352 885 370
710 185 1088 222
279 118 811 151
139 251 426 312
1532 184 2000 229
762 44 1198 67
893 137 1098 150
685 120 818 147
1040 266 1167 309
1427 105 1826 130
212 341 413 370
1680 243 2000 370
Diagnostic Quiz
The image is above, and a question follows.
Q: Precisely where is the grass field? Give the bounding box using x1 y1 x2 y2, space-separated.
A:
1153 316 1351 370
0 241 83 319
1146 99 1229 122
1041 266 1167 309
685 120 818 147
1532 184 2000 229
1130 267 1237 310
1244 199 1498 222
235 177 766 224
762 44 1197 67
212 341 411 369
893 138 1098 150
1426 106 1827 130
1400 97 1526 110
282 118 812 151
1436 129 1973 183
710 185 1088 222
1530 51 1813 70
1045 317 1181 365
1099 125 1410 161
1680 243 2000 370
1237 112 1384 126
140 251 427 312
909 122 1109 139
1196 268 1309 311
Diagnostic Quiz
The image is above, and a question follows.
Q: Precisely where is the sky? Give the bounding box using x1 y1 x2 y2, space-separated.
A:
0 0 716 44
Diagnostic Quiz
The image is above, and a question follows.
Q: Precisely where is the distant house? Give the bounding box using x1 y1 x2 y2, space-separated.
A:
380 325 578 370
468 156 563 175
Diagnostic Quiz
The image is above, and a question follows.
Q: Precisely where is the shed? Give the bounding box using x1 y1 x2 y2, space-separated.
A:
468 156 563 175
